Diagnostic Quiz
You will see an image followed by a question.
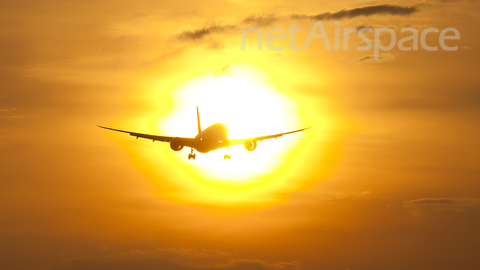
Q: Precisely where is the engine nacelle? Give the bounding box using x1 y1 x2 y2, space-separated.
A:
243 140 257 151
170 138 184 151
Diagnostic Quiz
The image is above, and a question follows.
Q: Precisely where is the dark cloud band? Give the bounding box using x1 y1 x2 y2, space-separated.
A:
178 24 235 40
178 5 416 41
291 4 416 20
242 13 278 26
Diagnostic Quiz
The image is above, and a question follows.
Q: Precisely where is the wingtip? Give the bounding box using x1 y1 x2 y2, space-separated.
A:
299 127 311 132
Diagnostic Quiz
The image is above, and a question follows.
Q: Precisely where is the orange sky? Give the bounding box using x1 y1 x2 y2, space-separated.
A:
1 1 480 269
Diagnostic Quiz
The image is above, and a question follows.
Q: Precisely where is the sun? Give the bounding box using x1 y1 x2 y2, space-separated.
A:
155 64 302 186
114 63 338 206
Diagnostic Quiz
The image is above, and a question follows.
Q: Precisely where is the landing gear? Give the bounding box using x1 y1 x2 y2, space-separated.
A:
224 147 231 160
188 148 196 160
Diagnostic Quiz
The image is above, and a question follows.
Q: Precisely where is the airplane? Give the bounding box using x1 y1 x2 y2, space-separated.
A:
98 107 309 160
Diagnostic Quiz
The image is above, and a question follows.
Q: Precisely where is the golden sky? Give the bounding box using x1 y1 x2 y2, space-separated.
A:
1 0 480 269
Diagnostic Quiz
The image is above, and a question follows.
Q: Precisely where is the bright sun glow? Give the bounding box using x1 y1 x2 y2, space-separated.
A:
117 63 336 206
156 65 302 186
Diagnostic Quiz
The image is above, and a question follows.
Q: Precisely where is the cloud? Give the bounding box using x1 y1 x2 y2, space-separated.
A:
351 53 396 63
177 5 416 43
177 13 277 42
0 115 26 119
54 246 299 270
403 198 480 217
355 24 394 30
242 13 278 26
120 247 232 260
57 254 300 270
359 190 371 197
291 4 417 20
214 258 301 270
0 108 29 119
178 24 236 40
214 65 233 76
357 55 376 62
133 9 147 18
206 39 225 50
405 198 480 208
368 84 480 111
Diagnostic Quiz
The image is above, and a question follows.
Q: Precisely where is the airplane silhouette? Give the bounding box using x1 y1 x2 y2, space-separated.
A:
98 107 309 160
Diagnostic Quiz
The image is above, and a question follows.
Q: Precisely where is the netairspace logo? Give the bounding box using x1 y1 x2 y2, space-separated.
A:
241 21 460 60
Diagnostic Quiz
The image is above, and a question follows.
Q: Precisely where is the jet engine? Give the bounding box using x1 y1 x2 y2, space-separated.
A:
243 140 257 151
170 138 184 151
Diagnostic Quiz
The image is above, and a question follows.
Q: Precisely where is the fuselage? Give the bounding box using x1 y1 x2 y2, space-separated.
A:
193 123 229 153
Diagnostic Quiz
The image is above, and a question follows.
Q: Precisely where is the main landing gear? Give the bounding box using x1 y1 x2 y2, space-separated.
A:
188 148 196 160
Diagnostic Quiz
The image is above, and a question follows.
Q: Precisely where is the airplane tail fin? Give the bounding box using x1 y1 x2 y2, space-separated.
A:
196 106 201 134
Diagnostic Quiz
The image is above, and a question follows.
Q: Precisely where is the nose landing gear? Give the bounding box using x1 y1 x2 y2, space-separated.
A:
188 148 196 160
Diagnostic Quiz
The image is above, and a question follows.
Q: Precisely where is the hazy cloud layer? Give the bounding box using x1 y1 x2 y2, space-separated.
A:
177 12 279 41
120 247 232 260
291 4 417 20
242 13 278 26
178 24 236 40
404 198 480 216
0 108 29 119
353 53 396 63
178 5 417 42
214 65 233 76
0 115 26 119
59 256 300 270
215 258 301 270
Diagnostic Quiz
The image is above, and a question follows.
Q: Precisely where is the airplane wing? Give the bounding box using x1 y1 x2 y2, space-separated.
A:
97 125 196 147
228 127 310 146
